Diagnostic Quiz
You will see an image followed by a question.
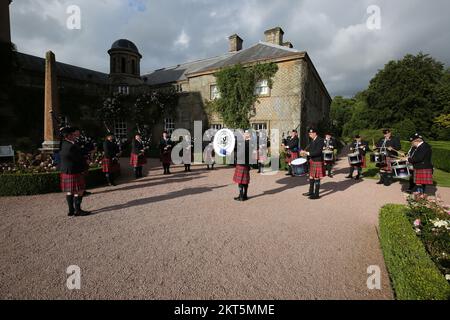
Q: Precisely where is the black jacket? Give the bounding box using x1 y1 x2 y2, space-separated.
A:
159 138 173 154
286 136 300 152
350 140 370 156
408 142 433 170
103 140 119 159
59 140 87 174
307 137 325 162
132 139 145 155
376 136 401 157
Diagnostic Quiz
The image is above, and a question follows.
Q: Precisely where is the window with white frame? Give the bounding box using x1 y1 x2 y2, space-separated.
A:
210 84 221 100
164 118 175 135
252 123 268 131
255 80 270 96
114 120 127 140
118 85 129 95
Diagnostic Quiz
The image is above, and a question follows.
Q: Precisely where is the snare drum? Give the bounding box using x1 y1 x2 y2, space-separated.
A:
291 158 309 177
373 151 387 167
348 152 362 165
391 160 411 179
323 150 334 162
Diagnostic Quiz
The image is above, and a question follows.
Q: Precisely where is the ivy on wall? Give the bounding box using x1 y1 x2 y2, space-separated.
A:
207 63 278 129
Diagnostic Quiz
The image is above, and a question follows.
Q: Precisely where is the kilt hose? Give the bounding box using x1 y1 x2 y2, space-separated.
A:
60 173 86 194
414 169 434 185
351 155 367 169
130 153 147 168
287 151 300 164
309 160 325 179
233 165 251 185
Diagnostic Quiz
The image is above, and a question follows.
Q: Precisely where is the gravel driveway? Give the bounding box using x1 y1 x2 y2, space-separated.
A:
1 157 449 300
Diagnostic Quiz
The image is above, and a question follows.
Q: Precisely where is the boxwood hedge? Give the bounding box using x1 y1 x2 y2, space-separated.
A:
0 168 106 197
379 204 450 300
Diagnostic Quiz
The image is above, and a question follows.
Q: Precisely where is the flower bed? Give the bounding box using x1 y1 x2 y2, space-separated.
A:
379 203 450 300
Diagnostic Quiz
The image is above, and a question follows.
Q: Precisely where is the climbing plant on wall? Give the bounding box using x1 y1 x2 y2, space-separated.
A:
207 63 278 129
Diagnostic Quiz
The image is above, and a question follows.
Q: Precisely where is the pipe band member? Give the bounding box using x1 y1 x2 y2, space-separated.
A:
346 135 369 180
233 131 252 202
59 127 91 217
323 132 337 178
375 128 401 186
302 128 325 200
284 130 300 176
160 131 173 175
131 133 147 179
408 133 434 195
102 133 120 186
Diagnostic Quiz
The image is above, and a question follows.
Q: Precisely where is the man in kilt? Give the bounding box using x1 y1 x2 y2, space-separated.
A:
73 127 94 197
102 134 120 186
323 132 337 178
408 133 433 195
130 133 147 179
301 128 325 200
284 130 300 176
233 131 252 201
59 127 91 217
160 131 173 175
375 129 401 186
346 135 370 180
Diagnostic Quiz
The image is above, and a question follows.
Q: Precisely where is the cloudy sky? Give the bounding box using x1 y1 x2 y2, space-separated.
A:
9 0 450 97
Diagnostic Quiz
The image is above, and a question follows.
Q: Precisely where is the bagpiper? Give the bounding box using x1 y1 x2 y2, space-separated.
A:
323 132 337 178
408 133 434 195
59 127 91 217
346 135 370 180
233 131 252 201
130 133 147 179
301 128 325 200
375 129 401 186
73 127 94 197
102 133 120 186
160 131 173 175
283 130 300 176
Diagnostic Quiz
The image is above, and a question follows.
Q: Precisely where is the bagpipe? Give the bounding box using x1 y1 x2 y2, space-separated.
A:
103 122 127 154
136 123 151 153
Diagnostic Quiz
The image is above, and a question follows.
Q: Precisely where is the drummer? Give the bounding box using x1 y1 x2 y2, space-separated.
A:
375 129 401 186
284 130 300 176
346 135 370 181
323 132 337 178
408 133 434 195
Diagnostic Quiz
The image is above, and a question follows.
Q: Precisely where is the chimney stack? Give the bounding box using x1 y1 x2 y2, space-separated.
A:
282 41 293 49
264 27 284 46
228 34 243 52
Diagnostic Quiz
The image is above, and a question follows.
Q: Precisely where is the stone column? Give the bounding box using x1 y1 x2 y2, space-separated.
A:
41 51 61 152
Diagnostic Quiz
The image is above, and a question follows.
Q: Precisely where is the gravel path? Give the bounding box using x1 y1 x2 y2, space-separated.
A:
1 157 449 300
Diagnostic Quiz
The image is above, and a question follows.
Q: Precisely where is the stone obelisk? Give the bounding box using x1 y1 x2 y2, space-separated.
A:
41 51 61 152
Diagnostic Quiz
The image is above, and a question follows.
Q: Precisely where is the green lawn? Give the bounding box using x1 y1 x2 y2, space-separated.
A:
363 154 450 188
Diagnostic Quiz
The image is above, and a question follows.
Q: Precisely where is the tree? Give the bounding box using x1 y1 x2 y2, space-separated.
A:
133 88 178 129
330 96 356 137
208 63 278 129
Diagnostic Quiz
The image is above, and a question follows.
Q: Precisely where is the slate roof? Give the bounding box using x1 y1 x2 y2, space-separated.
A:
110 39 140 54
142 42 304 86
15 52 109 84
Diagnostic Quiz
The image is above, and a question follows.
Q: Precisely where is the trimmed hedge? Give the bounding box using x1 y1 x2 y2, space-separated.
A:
401 141 450 173
379 204 450 300
0 168 106 197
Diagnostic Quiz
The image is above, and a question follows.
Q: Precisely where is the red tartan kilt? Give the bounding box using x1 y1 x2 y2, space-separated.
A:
102 158 120 173
287 152 300 164
233 165 251 185
309 160 325 179
130 153 147 167
381 157 393 172
60 173 85 193
351 155 367 168
414 169 434 185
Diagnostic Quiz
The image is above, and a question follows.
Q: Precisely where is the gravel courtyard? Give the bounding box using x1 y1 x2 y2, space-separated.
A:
2 157 449 300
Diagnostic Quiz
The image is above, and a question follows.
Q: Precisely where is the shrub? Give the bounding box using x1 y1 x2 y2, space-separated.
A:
0 168 106 197
379 204 450 300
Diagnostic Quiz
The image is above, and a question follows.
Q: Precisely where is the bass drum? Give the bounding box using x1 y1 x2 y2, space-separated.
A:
291 158 309 177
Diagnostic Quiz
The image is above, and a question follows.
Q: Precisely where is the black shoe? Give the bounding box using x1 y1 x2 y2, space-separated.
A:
74 210 91 217
234 196 243 201
309 195 320 200
354 175 361 180
328 174 333 178
68 211 75 217
376 180 384 185
345 175 353 179
83 191 92 197
303 192 312 196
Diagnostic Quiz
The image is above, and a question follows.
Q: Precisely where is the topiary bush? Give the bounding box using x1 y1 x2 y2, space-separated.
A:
0 168 106 197
379 204 450 300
